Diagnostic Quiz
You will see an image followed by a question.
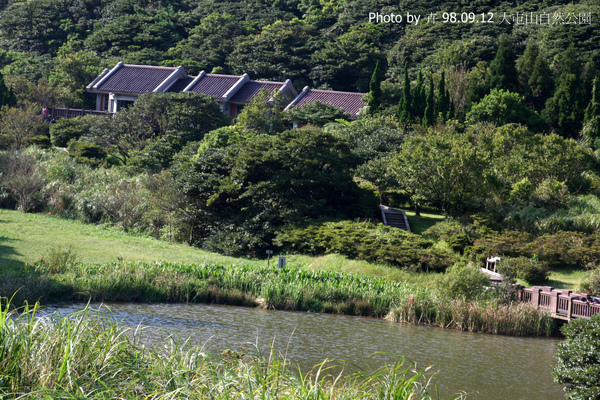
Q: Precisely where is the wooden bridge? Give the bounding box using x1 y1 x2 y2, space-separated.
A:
519 286 600 321
46 107 112 120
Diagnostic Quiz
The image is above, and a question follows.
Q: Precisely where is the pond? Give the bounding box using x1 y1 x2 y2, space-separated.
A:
48 302 564 400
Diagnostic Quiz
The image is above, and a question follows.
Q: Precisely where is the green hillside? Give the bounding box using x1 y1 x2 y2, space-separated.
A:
0 209 426 283
0 0 597 105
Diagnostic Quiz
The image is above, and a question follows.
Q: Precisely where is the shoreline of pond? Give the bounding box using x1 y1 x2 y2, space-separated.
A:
40 301 565 400
4 260 561 337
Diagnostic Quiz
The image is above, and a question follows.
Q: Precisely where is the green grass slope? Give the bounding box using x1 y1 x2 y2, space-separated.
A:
0 210 422 284
0 209 583 290
0 210 269 267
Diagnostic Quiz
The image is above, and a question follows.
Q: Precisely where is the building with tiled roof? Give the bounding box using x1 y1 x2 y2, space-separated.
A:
284 87 366 119
87 63 366 121
87 62 187 112
87 63 296 117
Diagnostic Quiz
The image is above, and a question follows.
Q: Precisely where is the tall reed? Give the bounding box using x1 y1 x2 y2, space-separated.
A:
0 299 463 399
7 260 557 336
388 298 554 336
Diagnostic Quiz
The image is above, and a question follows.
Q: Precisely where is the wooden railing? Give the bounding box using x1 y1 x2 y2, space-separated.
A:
519 286 600 321
47 107 113 119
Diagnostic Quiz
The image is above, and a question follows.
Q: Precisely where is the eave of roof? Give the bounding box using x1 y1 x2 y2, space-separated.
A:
286 87 366 117
186 74 242 99
229 81 285 103
93 64 178 94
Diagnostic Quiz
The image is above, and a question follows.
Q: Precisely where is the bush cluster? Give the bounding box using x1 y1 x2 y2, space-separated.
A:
435 263 490 301
497 256 550 284
472 230 600 270
275 220 454 271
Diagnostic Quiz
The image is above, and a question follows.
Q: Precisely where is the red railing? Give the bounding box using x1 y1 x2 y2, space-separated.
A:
519 286 600 320
47 107 113 119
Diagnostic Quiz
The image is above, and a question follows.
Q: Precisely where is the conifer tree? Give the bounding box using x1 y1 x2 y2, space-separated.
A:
487 36 519 93
398 63 412 124
543 46 584 138
528 50 554 111
0 72 15 108
367 61 383 114
584 77 600 142
435 71 450 121
423 76 435 127
411 70 425 121
517 41 539 96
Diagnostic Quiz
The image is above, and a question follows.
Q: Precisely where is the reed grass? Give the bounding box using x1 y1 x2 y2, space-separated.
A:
3 260 557 336
0 299 463 399
388 298 554 336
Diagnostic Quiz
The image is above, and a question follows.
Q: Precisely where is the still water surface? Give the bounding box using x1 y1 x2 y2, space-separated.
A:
49 302 564 400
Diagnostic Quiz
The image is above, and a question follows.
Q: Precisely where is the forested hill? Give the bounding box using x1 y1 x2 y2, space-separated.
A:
0 0 597 109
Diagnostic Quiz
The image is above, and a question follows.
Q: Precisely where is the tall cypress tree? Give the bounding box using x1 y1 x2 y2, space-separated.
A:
435 71 450 121
543 73 584 138
398 63 412 124
367 61 383 114
528 50 554 111
517 41 539 96
0 71 15 108
411 70 425 121
542 46 584 138
423 76 435 127
487 36 519 93
584 77 600 142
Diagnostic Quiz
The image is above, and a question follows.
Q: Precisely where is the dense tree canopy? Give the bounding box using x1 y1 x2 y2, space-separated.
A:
1 0 600 260
172 127 366 255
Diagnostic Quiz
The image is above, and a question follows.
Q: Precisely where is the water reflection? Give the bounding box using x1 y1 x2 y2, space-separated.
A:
46 302 564 400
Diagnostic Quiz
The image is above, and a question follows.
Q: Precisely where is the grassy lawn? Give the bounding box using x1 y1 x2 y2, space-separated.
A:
403 209 445 235
2 209 580 291
537 267 588 291
0 209 442 286
0 209 273 268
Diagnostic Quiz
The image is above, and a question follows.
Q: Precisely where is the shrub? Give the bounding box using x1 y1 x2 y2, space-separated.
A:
435 263 490 301
422 220 464 240
446 233 472 254
578 266 600 296
28 135 51 149
497 256 550 284
553 314 600 399
275 220 454 271
67 140 107 165
473 230 533 258
36 245 78 274
471 230 600 270
50 117 90 147
531 178 569 210
510 178 534 203
467 89 548 131
526 232 600 269
0 149 46 212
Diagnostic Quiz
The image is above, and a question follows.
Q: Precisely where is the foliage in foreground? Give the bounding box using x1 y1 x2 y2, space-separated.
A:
1 260 555 336
553 314 600 400
0 300 462 399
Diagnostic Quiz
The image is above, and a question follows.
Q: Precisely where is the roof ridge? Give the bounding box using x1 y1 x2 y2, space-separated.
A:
206 73 243 78
123 64 178 70
247 80 285 85
308 88 365 95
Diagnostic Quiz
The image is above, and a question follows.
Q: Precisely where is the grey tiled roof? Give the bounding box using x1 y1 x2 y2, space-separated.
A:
290 89 366 117
187 74 241 98
96 65 177 93
229 81 284 103
167 77 194 92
